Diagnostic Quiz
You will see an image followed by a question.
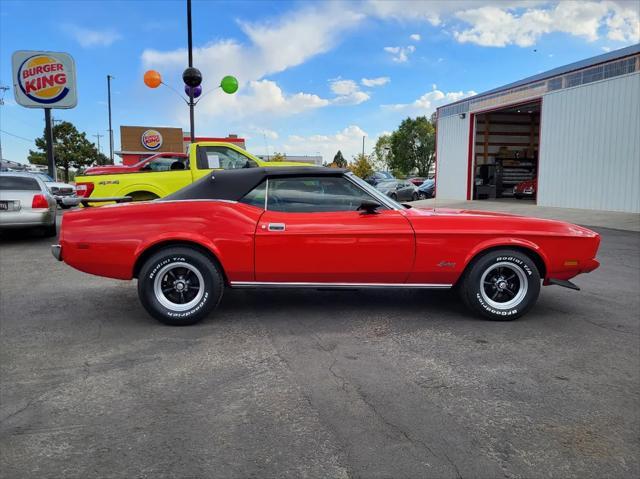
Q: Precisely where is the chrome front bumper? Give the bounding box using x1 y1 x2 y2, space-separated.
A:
51 244 62 261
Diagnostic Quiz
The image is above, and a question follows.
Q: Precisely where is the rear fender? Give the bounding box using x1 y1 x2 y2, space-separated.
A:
133 233 224 272
119 183 166 199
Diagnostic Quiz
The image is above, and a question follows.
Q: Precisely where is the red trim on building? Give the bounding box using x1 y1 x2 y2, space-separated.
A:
466 113 475 201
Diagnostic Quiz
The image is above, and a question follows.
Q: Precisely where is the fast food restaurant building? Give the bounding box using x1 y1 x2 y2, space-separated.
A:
116 126 245 165
434 44 639 213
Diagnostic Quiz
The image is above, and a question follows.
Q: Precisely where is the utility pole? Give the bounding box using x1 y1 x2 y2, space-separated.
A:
362 136 365 158
93 133 104 154
44 108 55 180
0 85 9 162
107 75 114 164
186 0 195 142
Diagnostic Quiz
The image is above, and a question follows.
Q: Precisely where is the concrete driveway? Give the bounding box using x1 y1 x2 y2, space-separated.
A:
1 219 638 478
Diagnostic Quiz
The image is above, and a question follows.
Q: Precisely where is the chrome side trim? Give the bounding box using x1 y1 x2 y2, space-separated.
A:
155 199 238 204
230 281 452 289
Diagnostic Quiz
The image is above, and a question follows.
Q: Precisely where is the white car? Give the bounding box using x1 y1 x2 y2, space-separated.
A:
29 172 77 208
0 172 57 236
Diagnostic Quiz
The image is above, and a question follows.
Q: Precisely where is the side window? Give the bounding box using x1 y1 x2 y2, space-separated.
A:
197 146 258 170
267 176 383 213
239 181 267 209
145 156 187 172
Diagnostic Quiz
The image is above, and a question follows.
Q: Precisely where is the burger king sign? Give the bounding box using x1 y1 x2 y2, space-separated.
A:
141 129 163 150
12 51 77 109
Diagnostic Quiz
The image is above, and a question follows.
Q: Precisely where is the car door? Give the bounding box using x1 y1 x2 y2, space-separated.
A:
253 175 415 284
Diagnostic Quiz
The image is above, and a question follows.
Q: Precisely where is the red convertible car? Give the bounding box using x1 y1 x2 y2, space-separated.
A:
53 167 600 326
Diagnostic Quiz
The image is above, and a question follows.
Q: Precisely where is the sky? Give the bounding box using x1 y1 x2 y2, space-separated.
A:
1 0 638 164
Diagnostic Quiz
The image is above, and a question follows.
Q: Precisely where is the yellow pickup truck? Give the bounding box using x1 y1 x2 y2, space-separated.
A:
75 141 308 203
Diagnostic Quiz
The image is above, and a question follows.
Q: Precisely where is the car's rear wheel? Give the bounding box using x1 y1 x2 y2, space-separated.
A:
390 193 397 201
412 192 419 201
137 247 224 326
459 249 540 320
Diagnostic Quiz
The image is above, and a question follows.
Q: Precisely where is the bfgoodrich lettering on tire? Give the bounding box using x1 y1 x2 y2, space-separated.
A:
137 246 224 326
460 249 540 321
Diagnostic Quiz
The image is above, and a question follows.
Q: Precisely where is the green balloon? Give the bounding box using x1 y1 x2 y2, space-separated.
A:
220 75 238 94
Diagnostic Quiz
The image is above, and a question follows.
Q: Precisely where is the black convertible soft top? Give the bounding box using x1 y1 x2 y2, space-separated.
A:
163 167 347 201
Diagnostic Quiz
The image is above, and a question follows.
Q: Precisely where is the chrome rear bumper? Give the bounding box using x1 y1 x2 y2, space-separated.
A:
51 244 62 261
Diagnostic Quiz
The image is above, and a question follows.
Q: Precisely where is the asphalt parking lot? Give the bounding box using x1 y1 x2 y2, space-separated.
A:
1 216 639 479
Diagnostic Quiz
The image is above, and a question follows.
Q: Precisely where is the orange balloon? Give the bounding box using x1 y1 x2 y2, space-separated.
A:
144 70 162 88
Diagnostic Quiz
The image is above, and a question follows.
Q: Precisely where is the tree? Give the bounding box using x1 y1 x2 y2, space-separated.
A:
389 116 435 177
270 152 286 162
28 121 107 181
333 150 347 168
348 153 374 179
373 134 393 171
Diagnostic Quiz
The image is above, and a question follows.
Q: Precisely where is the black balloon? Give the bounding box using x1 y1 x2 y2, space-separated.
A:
182 67 202 87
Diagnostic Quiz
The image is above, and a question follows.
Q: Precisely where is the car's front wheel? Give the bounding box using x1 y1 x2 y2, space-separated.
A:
459 249 540 320
137 246 224 326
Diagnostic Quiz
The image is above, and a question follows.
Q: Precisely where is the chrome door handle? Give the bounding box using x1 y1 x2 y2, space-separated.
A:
268 223 286 231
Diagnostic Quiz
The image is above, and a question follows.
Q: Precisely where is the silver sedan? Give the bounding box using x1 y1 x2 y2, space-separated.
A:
0 172 57 237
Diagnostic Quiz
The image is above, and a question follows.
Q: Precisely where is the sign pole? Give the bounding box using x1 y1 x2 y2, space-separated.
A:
107 75 114 164
44 108 56 180
187 0 195 143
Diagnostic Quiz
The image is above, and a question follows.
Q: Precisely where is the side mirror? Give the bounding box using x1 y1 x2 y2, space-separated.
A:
357 200 381 214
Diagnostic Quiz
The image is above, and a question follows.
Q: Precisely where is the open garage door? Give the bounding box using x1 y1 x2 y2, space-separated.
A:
472 100 541 202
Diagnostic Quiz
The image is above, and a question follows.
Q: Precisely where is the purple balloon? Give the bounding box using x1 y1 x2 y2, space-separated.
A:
184 84 202 98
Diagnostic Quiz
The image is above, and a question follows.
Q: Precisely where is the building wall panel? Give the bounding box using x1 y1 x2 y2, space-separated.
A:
538 73 640 213
436 114 470 200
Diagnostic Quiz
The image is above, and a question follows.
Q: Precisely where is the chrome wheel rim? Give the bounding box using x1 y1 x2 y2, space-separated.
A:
480 262 528 310
153 262 204 311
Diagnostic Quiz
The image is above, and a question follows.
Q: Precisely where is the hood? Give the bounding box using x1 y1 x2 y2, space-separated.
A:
84 165 133 175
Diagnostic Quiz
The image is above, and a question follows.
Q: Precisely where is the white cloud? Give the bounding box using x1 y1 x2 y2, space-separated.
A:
453 1 639 47
384 45 416 62
410 33 422 41
367 0 639 47
329 79 359 96
283 125 369 161
63 25 121 47
361 76 390 87
383 85 477 115
328 78 371 105
141 4 364 120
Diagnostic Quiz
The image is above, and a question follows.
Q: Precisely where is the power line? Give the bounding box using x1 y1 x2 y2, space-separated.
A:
0 129 34 143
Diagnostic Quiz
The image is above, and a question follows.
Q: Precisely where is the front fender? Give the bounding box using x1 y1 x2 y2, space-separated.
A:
463 237 551 277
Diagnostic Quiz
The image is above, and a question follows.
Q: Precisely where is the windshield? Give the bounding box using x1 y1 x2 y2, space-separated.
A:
377 180 397 188
347 173 405 210
376 172 394 180
35 173 54 182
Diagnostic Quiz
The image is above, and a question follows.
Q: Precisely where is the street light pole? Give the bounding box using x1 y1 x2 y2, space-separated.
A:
107 75 114 164
186 0 195 142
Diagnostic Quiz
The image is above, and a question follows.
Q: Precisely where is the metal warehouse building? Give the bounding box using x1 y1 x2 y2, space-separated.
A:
435 44 640 213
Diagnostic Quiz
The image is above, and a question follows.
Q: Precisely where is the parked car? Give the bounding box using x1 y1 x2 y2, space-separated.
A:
375 179 419 201
418 178 436 199
408 177 426 186
0 172 57 236
53 167 600 326
365 171 395 185
74 142 308 203
83 152 188 176
514 179 537 199
29 172 77 209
